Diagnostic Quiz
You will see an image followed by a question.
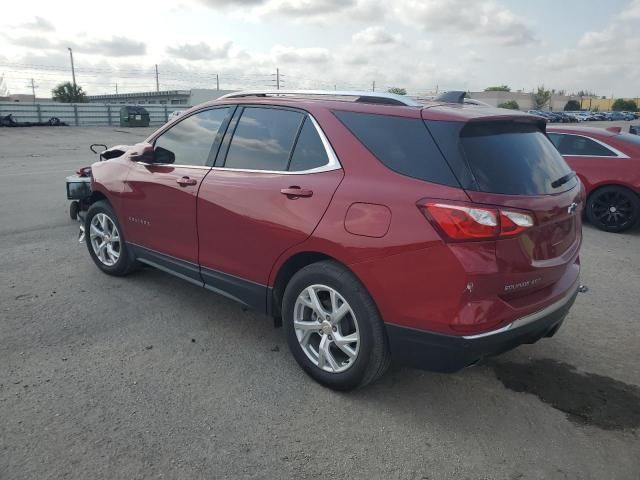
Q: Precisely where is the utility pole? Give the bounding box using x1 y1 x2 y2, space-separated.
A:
115 82 118 94
372 80 375 92
269 68 284 90
216 73 219 91
68 48 76 89
28 78 38 102
155 64 160 92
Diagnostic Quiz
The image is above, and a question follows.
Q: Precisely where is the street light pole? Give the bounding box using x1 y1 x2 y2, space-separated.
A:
68 48 77 89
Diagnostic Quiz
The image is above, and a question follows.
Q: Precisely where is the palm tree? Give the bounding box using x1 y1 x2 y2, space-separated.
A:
52 82 87 103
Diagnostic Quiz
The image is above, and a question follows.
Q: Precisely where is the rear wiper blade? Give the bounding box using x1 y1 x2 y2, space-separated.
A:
551 171 576 188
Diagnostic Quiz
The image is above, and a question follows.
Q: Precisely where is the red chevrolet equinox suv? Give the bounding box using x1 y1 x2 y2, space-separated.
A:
83 90 583 390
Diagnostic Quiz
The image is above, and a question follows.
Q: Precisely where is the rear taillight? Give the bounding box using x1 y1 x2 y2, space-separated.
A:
419 202 534 242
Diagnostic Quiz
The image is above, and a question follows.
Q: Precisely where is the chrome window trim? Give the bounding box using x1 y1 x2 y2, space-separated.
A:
548 132 629 158
212 112 342 175
133 162 212 170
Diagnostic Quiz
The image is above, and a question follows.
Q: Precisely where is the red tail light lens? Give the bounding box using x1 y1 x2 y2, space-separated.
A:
419 202 534 241
500 210 534 236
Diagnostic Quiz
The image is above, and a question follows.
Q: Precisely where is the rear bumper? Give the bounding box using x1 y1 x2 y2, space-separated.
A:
385 280 579 372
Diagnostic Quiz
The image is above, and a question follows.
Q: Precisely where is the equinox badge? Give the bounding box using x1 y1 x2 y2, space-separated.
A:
567 202 578 215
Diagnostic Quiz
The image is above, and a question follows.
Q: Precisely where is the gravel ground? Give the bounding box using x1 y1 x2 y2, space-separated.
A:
1 125 639 480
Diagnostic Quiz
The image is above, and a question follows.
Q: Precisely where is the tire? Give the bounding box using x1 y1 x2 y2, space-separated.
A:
69 201 79 221
85 200 139 276
283 260 390 391
586 186 640 233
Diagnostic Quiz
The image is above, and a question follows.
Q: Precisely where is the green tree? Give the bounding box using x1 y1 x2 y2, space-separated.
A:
484 85 511 92
497 100 519 110
564 100 580 111
611 98 638 112
532 86 552 110
387 87 407 95
52 82 87 103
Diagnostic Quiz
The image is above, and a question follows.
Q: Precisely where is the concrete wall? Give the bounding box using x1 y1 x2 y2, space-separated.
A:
0 102 191 126
188 89 236 106
468 91 580 111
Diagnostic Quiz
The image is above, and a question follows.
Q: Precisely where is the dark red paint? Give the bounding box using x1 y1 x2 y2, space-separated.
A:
547 125 640 197
90 97 582 338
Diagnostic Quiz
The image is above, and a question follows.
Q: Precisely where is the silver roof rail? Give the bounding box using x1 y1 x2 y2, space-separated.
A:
218 89 421 107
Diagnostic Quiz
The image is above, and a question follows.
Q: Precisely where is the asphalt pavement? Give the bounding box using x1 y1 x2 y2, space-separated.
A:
1 125 639 480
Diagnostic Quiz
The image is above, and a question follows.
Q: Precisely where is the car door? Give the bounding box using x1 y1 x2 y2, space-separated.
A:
122 106 233 277
547 132 628 189
196 106 344 309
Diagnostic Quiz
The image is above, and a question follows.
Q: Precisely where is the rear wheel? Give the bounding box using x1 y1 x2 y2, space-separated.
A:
586 186 640 232
283 261 390 391
85 201 139 275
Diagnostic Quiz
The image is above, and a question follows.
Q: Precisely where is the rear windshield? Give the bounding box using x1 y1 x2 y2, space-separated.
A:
617 132 640 146
458 122 576 195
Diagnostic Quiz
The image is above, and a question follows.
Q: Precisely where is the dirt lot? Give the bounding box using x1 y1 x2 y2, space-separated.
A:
1 126 639 480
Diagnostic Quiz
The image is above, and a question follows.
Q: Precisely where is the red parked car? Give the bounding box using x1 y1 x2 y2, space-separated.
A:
547 125 640 232
82 90 583 390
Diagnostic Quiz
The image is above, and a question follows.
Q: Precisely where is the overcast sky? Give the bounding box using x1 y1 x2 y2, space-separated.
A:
1 0 639 97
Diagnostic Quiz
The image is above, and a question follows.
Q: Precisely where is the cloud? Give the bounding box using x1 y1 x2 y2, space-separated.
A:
271 45 330 64
18 16 55 31
397 0 535 46
7 35 57 49
262 0 355 16
352 26 399 45
167 41 232 60
71 37 147 56
198 0 265 5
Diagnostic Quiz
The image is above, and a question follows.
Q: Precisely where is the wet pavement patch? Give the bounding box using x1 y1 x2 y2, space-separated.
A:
492 359 640 431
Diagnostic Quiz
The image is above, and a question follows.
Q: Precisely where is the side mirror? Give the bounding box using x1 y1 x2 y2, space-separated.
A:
128 143 156 163
154 146 176 164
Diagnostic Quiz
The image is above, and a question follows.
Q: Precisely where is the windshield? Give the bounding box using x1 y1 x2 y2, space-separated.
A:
459 122 576 195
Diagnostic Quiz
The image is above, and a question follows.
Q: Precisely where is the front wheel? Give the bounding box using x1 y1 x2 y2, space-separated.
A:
85 201 139 276
283 261 390 391
586 186 640 232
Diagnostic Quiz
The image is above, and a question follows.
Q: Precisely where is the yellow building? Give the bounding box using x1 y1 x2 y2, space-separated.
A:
580 97 640 111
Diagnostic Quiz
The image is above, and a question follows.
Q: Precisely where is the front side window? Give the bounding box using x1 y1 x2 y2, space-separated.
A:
547 133 617 157
153 107 231 166
224 107 304 171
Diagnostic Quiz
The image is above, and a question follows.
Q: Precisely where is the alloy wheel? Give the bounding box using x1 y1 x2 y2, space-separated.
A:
591 191 634 230
89 213 121 266
293 284 360 373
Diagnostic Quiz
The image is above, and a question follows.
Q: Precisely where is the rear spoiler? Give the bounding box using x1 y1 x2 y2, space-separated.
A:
432 91 491 107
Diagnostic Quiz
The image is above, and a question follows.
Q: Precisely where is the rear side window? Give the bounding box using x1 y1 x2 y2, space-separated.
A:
334 111 458 186
288 118 329 171
225 107 304 171
547 133 616 157
459 122 575 195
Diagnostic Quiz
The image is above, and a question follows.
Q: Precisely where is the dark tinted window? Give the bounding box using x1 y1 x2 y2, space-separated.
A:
334 111 458 186
460 122 575 195
288 118 328 171
225 107 304 171
547 133 616 156
154 108 230 165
